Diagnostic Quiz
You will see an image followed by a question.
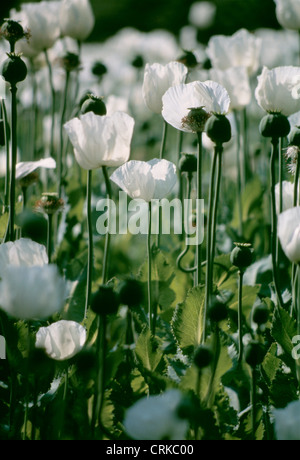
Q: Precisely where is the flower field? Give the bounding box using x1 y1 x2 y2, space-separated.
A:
1 0 300 442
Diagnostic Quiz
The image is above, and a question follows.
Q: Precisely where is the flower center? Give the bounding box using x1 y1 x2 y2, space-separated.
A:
181 107 211 133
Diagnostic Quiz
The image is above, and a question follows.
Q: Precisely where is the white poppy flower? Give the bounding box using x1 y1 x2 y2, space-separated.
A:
206 29 261 76
275 181 295 214
209 67 251 111
278 206 300 263
59 0 95 41
110 159 177 202
188 2 216 29
0 239 48 276
274 0 300 31
273 400 300 440
162 80 230 133
142 61 188 114
0 265 67 320
35 320 86 361
16 158 56 180
123 389 188 440
14 2 61 53
255 66 300 116
64 111 135 170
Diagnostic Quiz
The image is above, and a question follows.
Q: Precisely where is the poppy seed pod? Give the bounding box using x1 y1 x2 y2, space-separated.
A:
1 19 26 47
179 153 197 174
2 53 27 86
91 285 120 316
259 113 290 139
193 345 213 369
81 94 107 116
244 341 265 367
118 278 144 308
230 242 253 270
205 113 232 145
208 297 228 323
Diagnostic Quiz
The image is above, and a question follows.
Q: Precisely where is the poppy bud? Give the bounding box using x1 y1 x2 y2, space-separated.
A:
81 94 107 116
252 302 269 326
1 19 26 47
179 153 197 174
193 345 213 369
259 113 290 139
244 341 265 367
91 285 120 316
2 53 27 86
205 113 232 145
230 242 253 270
118 278 144 308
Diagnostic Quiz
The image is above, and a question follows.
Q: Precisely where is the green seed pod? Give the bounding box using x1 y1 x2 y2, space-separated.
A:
193 345 213 369
2 53 27 86
205 113 232 145
244 341 265 367
208 297 228 323
91 285 120 316
289 126 300 147
179 153 197 174
118 278 144 308
259 113 290 139
91 61 107 78
1 19 26 46
252 302 269 326
81 94 107 116
177 50 198 68
230 243 253 270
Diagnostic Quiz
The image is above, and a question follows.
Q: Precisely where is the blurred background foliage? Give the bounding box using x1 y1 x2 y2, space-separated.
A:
1 0 280 44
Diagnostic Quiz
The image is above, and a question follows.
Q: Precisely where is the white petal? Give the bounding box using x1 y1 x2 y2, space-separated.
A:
148 159 177 200
278 207 300 263
16 158 56 180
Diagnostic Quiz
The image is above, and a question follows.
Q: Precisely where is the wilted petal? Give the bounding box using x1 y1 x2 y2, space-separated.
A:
36 320 86 361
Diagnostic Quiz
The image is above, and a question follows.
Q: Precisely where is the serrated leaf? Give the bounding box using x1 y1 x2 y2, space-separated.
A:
271 306 297 367
261 343 281 385
135 326 163 373
171 285 205 353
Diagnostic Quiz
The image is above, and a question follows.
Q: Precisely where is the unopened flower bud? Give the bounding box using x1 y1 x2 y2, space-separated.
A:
259 113 290 139
205 113 232 145
1 19 27 48
179 153 197 174
118 278 144 308
193 345 213 369
81 94 107 116
244 341 265 367
230 242 253 270
252 302 269 326
2 52 27 86
91 285 120 316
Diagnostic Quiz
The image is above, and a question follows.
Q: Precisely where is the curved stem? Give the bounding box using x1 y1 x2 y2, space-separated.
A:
44 49 56 159
9 84 17 242
270 138 284 309
84 169 93 319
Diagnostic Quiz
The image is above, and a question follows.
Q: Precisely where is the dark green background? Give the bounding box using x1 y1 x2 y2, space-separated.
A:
1 0 279 44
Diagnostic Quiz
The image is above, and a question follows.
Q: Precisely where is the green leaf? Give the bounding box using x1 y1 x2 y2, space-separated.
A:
135 326 163 373
271 306 297 368
171 285 205 354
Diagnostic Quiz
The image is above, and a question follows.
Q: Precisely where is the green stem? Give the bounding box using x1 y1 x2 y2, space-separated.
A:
102 166 113 285
1 99 10 213
196 132 203 286
210 146 223 292
58 70 70 197
251 367 257 440
238 270 244 363
44 49 56 159
47 213 53 263
270 138 284 309
148 201 153 333
296 264 300 389
234 110 243 236
156 120 168 249
84 170 93 319
93 315 107 437
9 84 17 242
